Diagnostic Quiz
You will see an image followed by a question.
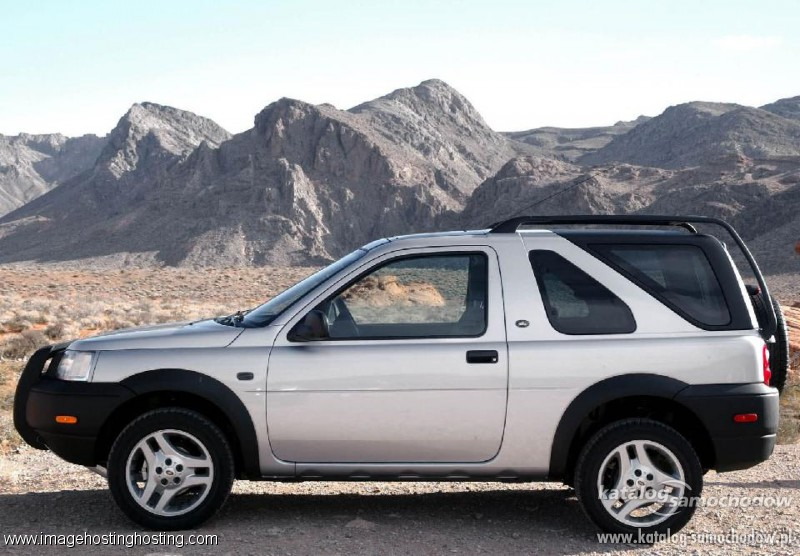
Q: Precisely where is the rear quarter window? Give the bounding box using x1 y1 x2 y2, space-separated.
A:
529 250 636 335
591 244 731 327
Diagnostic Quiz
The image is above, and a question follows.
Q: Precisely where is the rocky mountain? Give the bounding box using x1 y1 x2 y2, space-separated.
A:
504 116 649 162
454 157 667 228
0 133 106 216
581 101 800 169
0 103 233 265
98 102 232 178
762 96 800 121
350 79 527 197
454 154 800 275
0 81 798 280
0 81 532 266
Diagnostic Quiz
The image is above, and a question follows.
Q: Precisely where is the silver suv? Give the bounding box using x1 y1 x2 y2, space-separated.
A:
14 215 786 536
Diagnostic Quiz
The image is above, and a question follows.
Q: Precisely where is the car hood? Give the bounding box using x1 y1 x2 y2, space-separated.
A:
68 319 244 351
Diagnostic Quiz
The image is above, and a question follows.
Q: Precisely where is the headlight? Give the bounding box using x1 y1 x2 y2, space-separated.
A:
55 350 97 381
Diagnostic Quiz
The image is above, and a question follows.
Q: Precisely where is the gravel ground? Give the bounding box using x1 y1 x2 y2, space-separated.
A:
1 446 798 555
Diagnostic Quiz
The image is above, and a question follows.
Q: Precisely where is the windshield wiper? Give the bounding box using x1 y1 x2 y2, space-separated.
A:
215 309 250 327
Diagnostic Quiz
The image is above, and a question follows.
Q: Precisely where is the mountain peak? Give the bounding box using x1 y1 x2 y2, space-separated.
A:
356 79 482 124
410 78 464 97
253 97 323 131
99 102 231 176
120 102 228 137
664 101 742 118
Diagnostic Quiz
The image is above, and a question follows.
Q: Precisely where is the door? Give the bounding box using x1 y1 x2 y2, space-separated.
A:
266 248 508 463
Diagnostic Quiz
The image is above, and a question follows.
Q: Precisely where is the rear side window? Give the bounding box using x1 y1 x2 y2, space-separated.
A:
529 250 636 335
592 244 730 326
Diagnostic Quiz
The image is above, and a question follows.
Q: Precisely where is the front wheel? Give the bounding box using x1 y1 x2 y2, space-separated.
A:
574 418 703 538
107 408 235 530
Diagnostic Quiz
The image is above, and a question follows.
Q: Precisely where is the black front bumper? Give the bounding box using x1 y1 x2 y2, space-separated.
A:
14 345 134 466
676 382 779 472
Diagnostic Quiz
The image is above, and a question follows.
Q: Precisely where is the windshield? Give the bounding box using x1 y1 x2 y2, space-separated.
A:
239 249 369 327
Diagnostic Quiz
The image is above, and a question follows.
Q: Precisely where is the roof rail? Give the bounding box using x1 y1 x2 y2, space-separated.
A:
486 214 777 342
488 214 704 234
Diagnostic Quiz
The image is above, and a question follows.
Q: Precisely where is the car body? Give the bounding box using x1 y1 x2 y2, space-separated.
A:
14 215 781 535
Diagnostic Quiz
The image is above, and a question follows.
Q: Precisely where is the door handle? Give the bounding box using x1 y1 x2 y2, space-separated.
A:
466 350 499 364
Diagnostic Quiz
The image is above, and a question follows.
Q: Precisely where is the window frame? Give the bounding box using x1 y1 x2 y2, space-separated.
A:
288 250 491 342
529 249 637 336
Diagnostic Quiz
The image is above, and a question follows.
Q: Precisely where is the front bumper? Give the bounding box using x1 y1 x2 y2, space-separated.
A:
14 345 134 466
676 382 779 472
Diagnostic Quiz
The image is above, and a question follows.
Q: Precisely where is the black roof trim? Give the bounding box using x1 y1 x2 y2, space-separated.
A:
488 214 699 234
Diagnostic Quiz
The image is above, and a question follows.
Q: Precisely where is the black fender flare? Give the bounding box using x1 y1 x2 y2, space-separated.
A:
13 346 58 450
119 369 260 478
548 373 690 480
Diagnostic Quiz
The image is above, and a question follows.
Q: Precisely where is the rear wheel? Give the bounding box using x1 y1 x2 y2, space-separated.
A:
575 418 702 537
107 408 234 530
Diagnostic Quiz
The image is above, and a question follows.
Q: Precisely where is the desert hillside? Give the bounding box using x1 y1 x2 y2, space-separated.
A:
0 133 105 215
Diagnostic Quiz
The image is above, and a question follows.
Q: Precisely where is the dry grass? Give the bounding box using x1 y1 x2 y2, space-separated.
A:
0 267 318 354
0 361 22 454
779 380 800 444
0 268 798 454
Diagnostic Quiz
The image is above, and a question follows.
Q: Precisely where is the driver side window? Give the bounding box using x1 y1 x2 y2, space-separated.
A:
294 252 488 340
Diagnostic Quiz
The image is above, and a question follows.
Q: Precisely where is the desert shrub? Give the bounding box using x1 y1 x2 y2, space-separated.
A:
20 309 48 325
1 316 30 334
0 330 48 360
153 310 175 323
78 316 106 331
44 322 65 340
779 379 800 444
104 317 135 331
0 412 21 454
0 384 13 412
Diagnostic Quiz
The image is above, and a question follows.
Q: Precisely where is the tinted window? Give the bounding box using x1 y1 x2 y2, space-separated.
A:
592 244 730 326
310 253 488 339
530 250 636 335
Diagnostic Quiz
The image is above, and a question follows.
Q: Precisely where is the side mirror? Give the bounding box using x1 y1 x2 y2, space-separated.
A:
288 310 330 342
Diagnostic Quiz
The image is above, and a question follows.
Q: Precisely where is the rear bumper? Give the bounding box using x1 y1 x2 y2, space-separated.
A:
14 345 134 466
676 382 779 472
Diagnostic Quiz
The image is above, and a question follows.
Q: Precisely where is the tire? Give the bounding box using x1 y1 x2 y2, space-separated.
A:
574 418 702 538
750 294 789 393
107 408 235 530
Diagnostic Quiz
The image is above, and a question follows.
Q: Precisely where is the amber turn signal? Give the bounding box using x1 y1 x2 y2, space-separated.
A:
55 415 78 424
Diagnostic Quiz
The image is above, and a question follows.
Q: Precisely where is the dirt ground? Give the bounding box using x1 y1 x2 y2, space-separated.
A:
0 445 798 555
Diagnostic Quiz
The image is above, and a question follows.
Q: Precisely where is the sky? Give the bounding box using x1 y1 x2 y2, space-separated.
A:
1 0 799 136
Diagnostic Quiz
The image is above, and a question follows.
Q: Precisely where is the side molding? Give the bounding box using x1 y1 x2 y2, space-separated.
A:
119 369 260 478
548 373 689 480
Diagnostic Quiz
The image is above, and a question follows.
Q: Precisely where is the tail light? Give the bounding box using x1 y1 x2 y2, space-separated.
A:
762 343 772 386
734 413 759 423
